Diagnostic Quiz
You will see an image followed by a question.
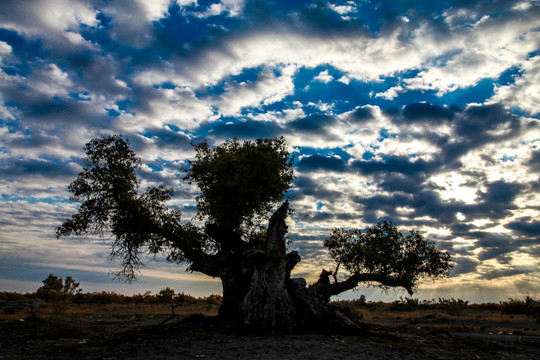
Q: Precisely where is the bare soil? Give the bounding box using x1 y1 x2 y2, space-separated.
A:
1 302 539 359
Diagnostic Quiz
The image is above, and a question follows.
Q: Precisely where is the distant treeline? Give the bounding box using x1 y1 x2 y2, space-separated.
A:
332 296 540 321
0 290 223 305
0 274 222 306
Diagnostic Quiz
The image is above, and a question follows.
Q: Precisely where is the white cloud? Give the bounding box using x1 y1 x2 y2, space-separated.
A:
117 86 214 132
217 65 297 115
176 0 197 6
375 85 403 100
187 0 244 18
0 41 12 57
328 3 356 15
491 55 540 115
134 5 536 101
1 0 98 33
403 8 540 95
313 70 334 83
137 0 171 21
28 64 73 98
337 75 350 84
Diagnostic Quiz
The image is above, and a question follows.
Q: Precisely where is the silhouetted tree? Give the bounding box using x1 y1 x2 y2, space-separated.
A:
36 274 81 313
57 135 451 332
317 222 452 299
36 274 82 301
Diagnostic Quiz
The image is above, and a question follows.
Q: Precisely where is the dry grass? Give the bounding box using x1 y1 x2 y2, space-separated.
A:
1 295 539 339
2 297 540 360
341 302 540 336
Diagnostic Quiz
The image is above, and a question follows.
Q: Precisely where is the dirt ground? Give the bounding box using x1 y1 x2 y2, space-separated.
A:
1 303 539 359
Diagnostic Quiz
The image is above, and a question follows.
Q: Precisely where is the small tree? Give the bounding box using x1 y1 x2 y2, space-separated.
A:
317 221 452 299
36 274 82 313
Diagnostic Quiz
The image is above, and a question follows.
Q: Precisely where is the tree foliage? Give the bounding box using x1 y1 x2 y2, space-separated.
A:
185 137 293 230
56 135 192 280
323 221 452 295
36 274 81 302
56 135 294 280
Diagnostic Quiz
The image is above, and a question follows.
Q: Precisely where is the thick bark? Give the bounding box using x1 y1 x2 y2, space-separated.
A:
216 201 361 333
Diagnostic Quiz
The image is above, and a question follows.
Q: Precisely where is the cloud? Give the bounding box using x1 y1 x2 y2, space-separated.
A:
297 154 347 172
313 70 334 83
491 55 540 116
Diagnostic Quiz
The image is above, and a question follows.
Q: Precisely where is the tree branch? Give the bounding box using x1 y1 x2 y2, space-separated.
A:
311 270 414 301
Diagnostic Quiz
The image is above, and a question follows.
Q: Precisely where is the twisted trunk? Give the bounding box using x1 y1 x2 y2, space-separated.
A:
215 202 360 333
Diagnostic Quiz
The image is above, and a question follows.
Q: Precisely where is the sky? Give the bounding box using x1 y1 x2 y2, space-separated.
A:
0 0 539 303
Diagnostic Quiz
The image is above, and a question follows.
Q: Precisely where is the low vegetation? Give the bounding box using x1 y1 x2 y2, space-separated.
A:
2 288 539 335
1 275 539 341
1 277 540 360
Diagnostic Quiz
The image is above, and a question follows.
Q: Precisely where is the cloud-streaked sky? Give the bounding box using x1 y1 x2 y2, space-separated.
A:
1 0 539 302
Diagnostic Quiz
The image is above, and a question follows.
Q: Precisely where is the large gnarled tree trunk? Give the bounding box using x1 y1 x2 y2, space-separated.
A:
214 202 359 333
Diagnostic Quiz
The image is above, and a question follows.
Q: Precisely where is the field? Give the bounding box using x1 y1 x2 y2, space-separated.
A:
1 293 539 359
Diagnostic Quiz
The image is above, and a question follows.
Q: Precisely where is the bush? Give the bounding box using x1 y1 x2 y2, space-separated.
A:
438 298 469 316
35 274 82 314
36 274 81 302
131 291 159 304
176 292 199 304
470 302 499 311
390 297 428 311
525 297 540 323
73 291 127 304
499 297 540 322
204 294 223 305
0 291 30 303
500 298 528 314
158 287 176 303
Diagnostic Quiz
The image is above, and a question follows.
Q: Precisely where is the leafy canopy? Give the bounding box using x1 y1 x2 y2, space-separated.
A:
185 137 294 230
57 135 294 279
56 135 186 280
324 221 452 294
36 274 81 301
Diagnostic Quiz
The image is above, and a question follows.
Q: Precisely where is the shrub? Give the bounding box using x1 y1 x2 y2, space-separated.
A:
205 294 223 305
158 287 176 303
35 274 82 314
390 297 424 311
500 298 528 314
499 297 540 322
0 291 29 303
438 298 469 316
525 297 540 323
36 274 81 302
131 291 157 304
73 291 127 304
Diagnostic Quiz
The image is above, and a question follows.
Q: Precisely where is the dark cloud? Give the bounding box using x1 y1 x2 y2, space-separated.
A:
0 158 78 179
402 102 455 122
527 150 540 172
451 257 479 275
506 218 540 237
131 127 193 152
298 210 357 223
289 114 336 133
378 173 426 194
350 156 431 175
481 268 525 280
292 175 343 201
455 104 521 139
350 106 375 122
